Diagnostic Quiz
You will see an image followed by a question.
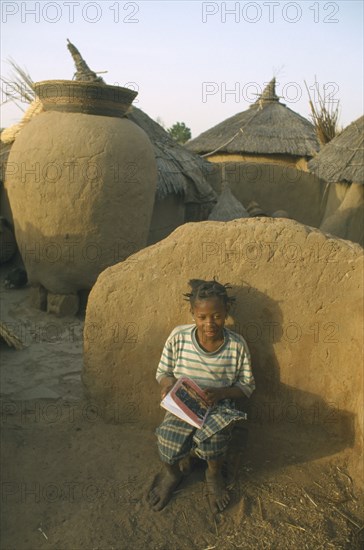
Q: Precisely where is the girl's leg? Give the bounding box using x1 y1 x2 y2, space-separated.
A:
155 412 195 464
194 428 233 514
148 413 195 511
206 457 230 514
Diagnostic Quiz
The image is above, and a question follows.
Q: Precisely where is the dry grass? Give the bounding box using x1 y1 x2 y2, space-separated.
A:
305 78 341 146
0 58 35 112
0 321 24 350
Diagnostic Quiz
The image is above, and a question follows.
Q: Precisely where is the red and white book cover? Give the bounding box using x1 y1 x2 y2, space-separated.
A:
161 377 211 428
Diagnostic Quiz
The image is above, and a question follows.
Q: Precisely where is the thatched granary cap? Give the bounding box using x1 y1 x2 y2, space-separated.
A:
208 187 249 221
308 116 364 184
257 77 280 103
186 78 319 158
127 107 217 203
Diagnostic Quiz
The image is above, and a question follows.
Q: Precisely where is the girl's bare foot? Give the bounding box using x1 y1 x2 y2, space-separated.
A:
205 468 230 514
147 465 182 511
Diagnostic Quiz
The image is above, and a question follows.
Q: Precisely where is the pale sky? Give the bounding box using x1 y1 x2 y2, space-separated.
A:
1 0 363 137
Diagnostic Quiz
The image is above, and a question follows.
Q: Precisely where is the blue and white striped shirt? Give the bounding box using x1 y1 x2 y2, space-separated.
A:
156 324 255 398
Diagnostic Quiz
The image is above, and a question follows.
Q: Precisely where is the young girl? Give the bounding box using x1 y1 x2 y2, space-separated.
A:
148 278 255 514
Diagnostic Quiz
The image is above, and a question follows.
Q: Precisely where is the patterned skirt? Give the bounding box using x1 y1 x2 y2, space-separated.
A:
156 400 246 463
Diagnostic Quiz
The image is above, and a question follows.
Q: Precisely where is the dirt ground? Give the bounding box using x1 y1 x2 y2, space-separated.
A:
1 263 363 550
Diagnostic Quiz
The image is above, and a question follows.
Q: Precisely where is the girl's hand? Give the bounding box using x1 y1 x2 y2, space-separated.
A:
204 387 226 406
160 377 177 399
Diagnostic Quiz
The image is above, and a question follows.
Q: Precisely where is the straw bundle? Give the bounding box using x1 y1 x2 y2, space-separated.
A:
0 322 24 350
305 79 340 145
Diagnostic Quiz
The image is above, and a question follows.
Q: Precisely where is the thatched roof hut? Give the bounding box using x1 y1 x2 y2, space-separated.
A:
308 116 364 184
308 116 364 246
186 78 320 168
126 107 216 204
208 187 249 221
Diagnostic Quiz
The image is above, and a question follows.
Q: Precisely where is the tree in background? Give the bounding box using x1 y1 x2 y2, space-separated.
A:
167 122 191 144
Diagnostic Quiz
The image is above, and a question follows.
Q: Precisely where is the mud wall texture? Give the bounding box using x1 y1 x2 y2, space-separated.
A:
147 195 185 246
204 162 326 227
320 183 364 246
83 218 363 485
5 111 157 293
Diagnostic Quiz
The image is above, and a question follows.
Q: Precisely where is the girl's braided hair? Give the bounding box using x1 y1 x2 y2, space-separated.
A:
184 277 235 308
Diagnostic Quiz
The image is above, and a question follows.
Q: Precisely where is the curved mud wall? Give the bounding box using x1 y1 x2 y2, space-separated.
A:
83 218 363 486
320 183 364 246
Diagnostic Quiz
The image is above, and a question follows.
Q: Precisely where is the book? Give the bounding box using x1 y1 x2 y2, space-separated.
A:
160 377 211 428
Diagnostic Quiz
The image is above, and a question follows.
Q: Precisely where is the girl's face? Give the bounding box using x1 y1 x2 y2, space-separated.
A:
191 297 228 342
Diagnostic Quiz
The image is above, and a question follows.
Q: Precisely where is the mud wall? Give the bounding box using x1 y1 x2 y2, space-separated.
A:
147 195 185 246
320 183 364 246
204 162 326 228
82 218 363 486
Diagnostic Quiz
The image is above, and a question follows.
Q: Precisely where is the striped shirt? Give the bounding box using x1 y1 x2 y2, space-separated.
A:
156 324 255 398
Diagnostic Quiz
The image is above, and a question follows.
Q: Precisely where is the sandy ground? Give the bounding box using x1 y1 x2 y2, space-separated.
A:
1 262 363 550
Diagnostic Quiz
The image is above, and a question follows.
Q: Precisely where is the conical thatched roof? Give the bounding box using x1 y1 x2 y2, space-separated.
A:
208 187 249 221
186 78 319 158
127 107 217 203
308 116 364 184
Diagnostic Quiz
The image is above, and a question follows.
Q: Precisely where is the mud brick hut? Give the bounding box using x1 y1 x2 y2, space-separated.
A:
185 78 325 227
308 115 364 246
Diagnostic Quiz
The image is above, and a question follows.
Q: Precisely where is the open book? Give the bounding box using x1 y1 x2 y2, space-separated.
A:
160 377 211 428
